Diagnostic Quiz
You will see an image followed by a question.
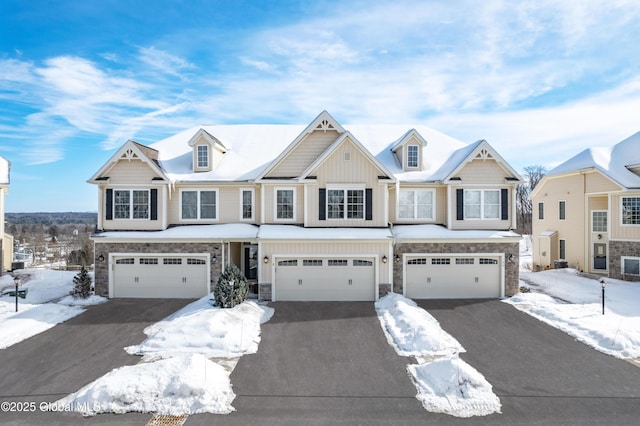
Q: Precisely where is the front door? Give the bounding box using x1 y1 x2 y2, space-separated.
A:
593 243 607 270
244 245 258 280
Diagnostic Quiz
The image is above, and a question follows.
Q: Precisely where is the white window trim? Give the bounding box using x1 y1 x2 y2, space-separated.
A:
179 188 219 222
538 202 544 220
559 239 566 260
274 187 296 222
113 189 150 220
194 144 211 171
559 200 566 221
326 184 366 220
464 189 501 220
240 188 255 221
621 196 640 226
406 144 419 169
396 188 436 221
621 256 640 276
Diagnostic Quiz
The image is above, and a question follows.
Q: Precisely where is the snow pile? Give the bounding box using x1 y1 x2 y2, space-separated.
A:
509 268 640 359
59 297 274 416
0 269 106 349
125 299 272 359
376 293 464 357
56 354 235 416
375 293 500 417
408 356 501 418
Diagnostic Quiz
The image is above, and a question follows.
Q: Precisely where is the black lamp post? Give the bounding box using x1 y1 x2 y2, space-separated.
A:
14 276 20 313
600 279 606 315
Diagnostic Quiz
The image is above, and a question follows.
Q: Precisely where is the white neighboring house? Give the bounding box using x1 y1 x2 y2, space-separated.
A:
89 111 523 300
0 156 11 273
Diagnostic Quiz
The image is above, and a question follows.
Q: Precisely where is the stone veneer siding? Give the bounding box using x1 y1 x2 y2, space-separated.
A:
94 242 223 297
608 240 640 282
393 242 520 297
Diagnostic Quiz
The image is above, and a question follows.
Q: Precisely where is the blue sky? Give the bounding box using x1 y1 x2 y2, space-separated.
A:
1 0 639 212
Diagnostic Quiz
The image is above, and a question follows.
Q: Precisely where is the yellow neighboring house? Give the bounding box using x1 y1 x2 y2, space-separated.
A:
531 132 640 281
89 111 524 300
0 155 11 272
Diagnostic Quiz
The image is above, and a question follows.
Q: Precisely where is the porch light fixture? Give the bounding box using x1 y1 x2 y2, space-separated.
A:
263 256 269 264
382 255 388 264
98 254 105 263
597 234 602 240
211 254 217 264
508 254 514 263
394 254 401 264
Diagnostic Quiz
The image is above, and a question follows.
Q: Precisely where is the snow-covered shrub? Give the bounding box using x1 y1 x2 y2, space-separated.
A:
213 264 248 308
71 266 92 299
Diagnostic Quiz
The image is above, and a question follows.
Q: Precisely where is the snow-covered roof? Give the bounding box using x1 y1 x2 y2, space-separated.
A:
149 123 469 183
94 224 259 240
0 155 10 185
392 224 520 240
546 131 640 189
257 225 393 240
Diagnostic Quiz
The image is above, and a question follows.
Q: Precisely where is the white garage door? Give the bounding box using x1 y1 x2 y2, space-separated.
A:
112 255 209 298
275 257 375 301
405 255 501 299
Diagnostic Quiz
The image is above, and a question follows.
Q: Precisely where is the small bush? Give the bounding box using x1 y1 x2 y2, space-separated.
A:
213 264 248 308
71 266 92 299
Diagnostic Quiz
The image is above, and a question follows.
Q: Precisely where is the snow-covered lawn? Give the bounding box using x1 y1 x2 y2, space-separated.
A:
512 268 640 359
58 297 274 416
0 269 106 349
376 293 501 418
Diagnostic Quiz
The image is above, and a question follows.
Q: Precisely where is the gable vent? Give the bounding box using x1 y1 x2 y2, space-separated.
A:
475 149 493 161
315 119 335 132
344 152 351 161
120 149 139 161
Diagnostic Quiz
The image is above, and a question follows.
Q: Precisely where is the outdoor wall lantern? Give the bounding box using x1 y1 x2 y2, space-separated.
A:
382 255 388 264
597 234 602 240
211 254 217 264
508 254 514 263
263 256 269 264
394 254 401 264
97 254 105 263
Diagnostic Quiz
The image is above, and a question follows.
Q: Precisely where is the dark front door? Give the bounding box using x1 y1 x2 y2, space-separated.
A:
593 243 607 270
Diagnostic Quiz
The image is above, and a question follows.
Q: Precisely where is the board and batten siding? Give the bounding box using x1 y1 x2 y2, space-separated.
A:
585 171 620 194
266 130 340 178
261 240 391 283
610 193 640 240
305 138 389 227
452 159 510 185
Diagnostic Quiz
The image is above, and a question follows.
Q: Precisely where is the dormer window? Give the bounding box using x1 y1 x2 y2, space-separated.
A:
197 145 209 169
407 145 419 168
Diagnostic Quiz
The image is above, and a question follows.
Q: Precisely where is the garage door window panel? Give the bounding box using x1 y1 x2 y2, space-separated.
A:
432 258 451 265
163 258 182 265
139 258 158 265
115 258 135 264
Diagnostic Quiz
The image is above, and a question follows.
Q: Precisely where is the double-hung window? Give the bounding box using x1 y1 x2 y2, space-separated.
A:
407 145 419 168
196 145 209 169
241 189 254 220
114 190 149 219
327 188 364 219
276 189 295 220
181 190 217 220
464 189 500 219
398 189 434 220
622 197 640 225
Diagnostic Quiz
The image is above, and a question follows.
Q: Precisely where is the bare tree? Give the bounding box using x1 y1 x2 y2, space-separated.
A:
516 165 546 234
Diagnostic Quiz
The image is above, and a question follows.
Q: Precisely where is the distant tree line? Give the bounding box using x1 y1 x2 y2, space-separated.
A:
515 165 546 235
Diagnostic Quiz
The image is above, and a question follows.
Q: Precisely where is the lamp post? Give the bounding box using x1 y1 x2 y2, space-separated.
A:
600 279 606 315
14 277 20 312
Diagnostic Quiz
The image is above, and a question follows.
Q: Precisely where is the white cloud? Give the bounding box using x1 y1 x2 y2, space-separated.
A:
137 46 195 77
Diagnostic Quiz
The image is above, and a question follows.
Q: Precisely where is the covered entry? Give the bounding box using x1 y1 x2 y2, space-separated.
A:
111 254 209 298
274 257 376 301
405 254 502 299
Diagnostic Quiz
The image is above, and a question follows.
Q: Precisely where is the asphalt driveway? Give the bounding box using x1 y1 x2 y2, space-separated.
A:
0 298 192 426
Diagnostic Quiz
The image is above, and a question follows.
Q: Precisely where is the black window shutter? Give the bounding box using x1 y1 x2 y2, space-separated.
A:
501 188 508 220
365 188 373 220
456 189 464 220
319 188 326 220
106 189 113 220
151 188 158 220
